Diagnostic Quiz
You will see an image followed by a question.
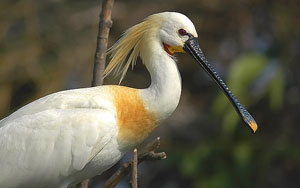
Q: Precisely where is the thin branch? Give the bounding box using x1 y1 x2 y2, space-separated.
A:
102 137 167 188
130 148 138 188
92 0 115 86
76 1 114 188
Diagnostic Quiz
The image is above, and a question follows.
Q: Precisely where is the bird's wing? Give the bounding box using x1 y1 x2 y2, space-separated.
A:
0 86 114 126
0 86 119 187
0 107 117 187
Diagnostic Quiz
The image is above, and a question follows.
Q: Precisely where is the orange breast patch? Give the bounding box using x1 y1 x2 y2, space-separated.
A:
109 86 158 147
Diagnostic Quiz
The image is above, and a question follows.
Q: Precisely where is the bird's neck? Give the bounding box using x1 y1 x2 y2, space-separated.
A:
140 40 182 122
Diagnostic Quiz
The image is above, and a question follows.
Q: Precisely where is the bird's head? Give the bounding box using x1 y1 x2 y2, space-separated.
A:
104 12 257 133
156 12 198 55
103 12 198 80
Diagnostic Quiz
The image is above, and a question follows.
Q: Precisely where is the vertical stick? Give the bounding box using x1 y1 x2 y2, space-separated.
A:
101 137 166 188
131 148 138 188
76 1 114 188
92 0 115 86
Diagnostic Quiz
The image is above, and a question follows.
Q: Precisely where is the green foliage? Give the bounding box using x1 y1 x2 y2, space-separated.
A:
268 70 284 111
180 145 212 177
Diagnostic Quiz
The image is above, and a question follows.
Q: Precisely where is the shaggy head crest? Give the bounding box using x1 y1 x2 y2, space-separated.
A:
104 15 161 84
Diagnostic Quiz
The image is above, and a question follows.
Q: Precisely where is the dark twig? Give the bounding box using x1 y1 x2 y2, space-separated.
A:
102 137 167 188
92 0 115 86
130 148 138 188
76 1 115 188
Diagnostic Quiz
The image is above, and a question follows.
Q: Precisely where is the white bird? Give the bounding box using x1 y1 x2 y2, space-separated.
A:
0 12 257 188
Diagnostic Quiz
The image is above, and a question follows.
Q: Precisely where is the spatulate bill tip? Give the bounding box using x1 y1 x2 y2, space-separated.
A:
245 118 258 134
239 106 258 134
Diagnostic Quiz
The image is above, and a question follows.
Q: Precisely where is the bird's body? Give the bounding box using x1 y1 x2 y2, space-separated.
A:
0 12 184 187
0 85 179 187
0 12 257 188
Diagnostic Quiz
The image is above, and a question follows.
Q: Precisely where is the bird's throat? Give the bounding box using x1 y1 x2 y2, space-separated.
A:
163 43 174 55
163 43 184 55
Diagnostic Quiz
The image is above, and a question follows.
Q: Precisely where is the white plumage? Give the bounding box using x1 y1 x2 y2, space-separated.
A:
0 12 196 187
0 11 257 188
0 87 121 187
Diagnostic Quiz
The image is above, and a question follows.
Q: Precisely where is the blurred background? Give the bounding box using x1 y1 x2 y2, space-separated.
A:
1 0 300 187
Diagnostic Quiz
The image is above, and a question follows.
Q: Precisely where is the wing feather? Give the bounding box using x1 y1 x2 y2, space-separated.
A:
0 86 114 126
0 86 118 187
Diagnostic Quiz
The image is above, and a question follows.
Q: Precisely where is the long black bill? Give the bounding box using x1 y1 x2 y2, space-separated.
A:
183 35 258 133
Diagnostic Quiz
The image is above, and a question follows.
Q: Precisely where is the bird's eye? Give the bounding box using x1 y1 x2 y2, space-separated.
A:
178 29 187 36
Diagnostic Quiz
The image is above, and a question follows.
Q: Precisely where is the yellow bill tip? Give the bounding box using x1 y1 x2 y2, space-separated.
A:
249 121 258 134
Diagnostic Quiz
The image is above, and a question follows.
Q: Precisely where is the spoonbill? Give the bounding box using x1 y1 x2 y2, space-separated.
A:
0 12 257 188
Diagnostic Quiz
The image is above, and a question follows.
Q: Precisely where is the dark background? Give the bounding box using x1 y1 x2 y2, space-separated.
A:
1 0 300 187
